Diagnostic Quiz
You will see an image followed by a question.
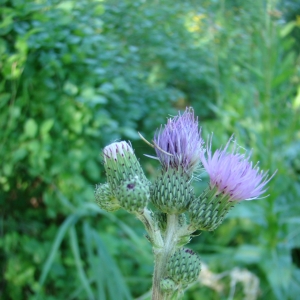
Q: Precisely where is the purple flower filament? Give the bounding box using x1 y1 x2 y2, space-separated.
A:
154 108 203 174
201 137 275 202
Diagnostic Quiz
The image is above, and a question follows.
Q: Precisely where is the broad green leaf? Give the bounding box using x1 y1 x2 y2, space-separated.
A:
24 119 38 138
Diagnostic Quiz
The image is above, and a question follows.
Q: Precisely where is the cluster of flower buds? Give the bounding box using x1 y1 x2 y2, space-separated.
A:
95 141 150 213
95 107 275 294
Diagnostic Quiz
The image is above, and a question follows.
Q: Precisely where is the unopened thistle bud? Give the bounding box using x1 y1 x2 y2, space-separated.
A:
103 141 150 212
189 136 276 231
103 141 148 189
151 167 195 214
189 186 233 231
163 248 201 287
116 176 150 213
95 183 121 212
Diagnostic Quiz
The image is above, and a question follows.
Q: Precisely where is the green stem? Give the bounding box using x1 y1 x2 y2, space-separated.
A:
152 214 179 300
135 208 164 248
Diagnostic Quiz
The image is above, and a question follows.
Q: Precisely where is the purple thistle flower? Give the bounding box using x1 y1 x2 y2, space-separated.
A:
154 108 203 174
201 137 275 201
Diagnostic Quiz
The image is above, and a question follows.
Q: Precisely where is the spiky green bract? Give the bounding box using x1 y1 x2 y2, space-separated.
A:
116 176 150 213
151 167 194 214
94 183 121 212
160 278 176 294
164 248 201 287
103 141 150 212
103 142 148 190
188 185 234 231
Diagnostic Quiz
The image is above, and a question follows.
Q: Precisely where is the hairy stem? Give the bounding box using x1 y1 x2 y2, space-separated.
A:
135 208 164 248
152 214 179 300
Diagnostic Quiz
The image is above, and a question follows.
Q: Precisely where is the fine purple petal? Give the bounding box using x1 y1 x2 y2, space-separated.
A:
153 108 203 173
201 136 275 201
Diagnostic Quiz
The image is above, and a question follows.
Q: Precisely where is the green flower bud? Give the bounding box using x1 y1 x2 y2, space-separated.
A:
116 176 150 213
160 277 177 294
103 141 150 212
94 183 121 212
103 141 148 190
165 248 201 287
188 185 234 231
151 168 194 214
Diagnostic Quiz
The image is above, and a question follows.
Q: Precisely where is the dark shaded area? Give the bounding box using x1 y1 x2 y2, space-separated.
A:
292 248 300 268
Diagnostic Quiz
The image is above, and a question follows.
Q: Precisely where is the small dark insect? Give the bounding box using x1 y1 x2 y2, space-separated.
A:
127 183 135 189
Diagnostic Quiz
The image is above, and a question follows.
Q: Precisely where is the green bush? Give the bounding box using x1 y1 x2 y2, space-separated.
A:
0 0 299 299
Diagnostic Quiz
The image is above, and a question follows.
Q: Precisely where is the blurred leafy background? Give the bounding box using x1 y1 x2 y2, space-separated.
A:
0 0 300 299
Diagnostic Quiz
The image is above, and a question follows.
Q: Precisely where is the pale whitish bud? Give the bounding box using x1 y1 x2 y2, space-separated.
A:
94 183 121 212
151 167 194 214
164 248 201 287
103 141 150 212
103 141 148 188
188 185 234 231
116 176 150 213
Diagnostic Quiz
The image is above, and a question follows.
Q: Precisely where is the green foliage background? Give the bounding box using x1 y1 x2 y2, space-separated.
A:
1 0 300 299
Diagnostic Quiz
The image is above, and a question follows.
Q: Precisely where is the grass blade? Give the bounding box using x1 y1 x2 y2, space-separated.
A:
39 213 79 286
69 225 95 300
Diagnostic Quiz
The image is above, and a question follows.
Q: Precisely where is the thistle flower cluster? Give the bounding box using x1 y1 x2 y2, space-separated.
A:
94 107 275 299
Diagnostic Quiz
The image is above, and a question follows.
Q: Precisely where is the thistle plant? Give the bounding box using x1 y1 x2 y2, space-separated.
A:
94 108 275 300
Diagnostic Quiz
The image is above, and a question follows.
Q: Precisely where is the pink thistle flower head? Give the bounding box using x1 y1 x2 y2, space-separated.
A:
154 108 203 174
201 136 276 202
